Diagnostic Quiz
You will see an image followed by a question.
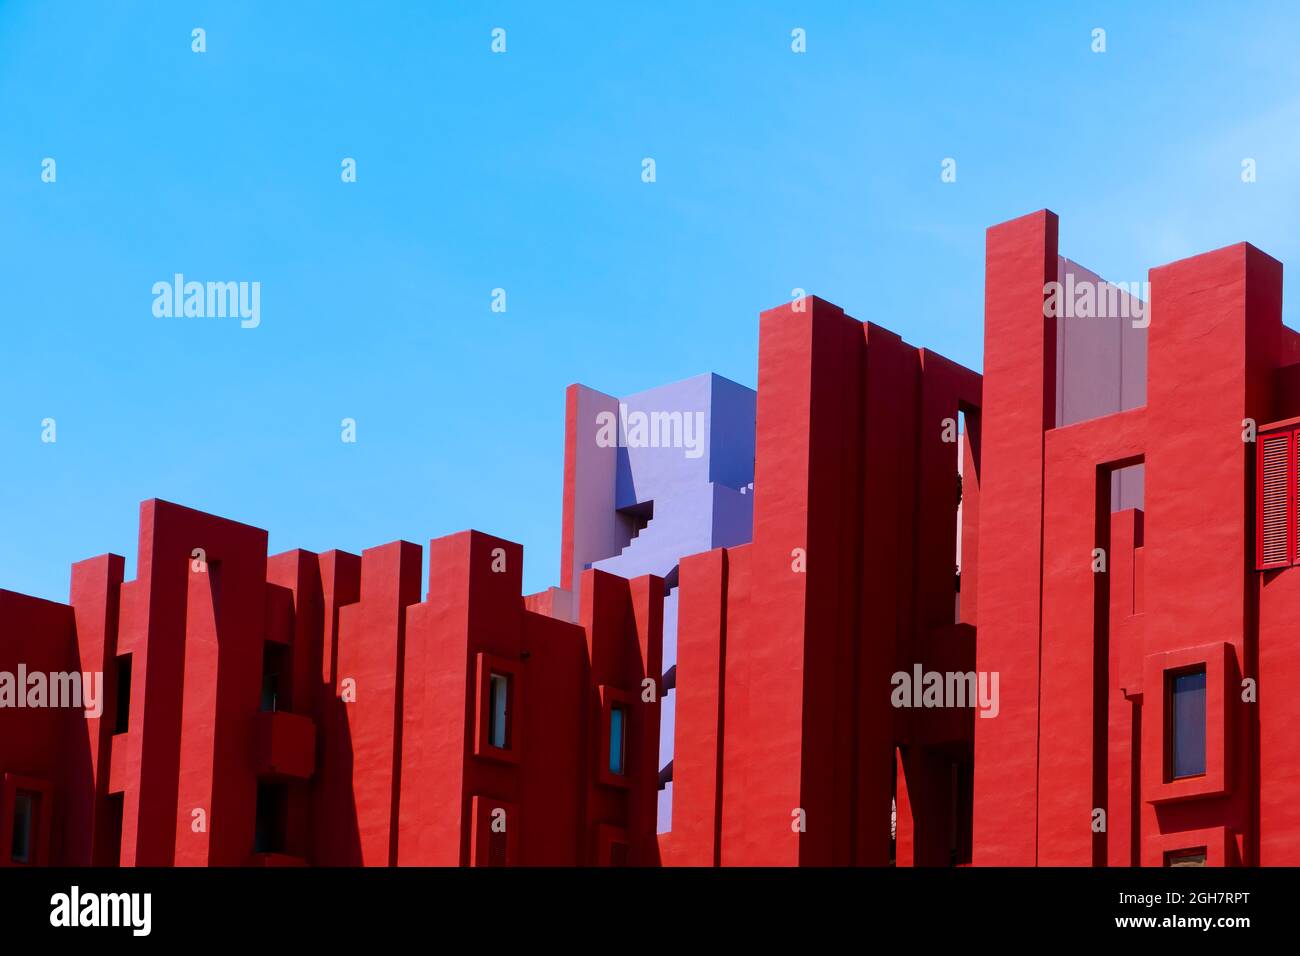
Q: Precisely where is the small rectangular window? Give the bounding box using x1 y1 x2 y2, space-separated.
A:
609 705 626 775
11 791 36 864
262 643 289 713
1169 669 1207 779
488 673 509 749
1165 847 1207 867
254 782 287 855
113 655 132 735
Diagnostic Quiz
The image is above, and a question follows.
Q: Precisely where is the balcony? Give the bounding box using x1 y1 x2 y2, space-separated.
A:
254 711 316 781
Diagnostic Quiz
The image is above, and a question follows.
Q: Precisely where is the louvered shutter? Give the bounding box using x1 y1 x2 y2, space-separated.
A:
1258 430 1292 568
489 827 508 866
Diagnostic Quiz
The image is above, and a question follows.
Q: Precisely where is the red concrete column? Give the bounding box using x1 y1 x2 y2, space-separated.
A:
265 550 323 861
112 501 269 866
398 531 524 865
974 210 1058 865
334 540 421 865
0 591 77 865
579 568 664 865
860 326 916 867
311 550 361 865
627 574 664 864
66 554 125 866
732 297 864 865
1107 509 1143 866
666 548 729 865
1143 243 1281 866
518 610 587 865
1258 561 1300 863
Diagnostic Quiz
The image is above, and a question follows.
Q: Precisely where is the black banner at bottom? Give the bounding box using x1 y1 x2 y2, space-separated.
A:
0 865 1274 941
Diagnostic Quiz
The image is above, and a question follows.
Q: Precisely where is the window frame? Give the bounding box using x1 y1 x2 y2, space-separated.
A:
1166 667 1208 781
0 774 52 868
488 673 510 750
609 703 627 775
1148 825 1232 867
1143 642 1234 805
597 685 633 789
473 653 522 765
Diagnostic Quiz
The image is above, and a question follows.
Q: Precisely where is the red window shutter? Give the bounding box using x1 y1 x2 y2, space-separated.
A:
1258 430 1292 568
488 828 508 867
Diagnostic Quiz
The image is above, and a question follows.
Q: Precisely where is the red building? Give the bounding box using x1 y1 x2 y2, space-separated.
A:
1 210 1295 866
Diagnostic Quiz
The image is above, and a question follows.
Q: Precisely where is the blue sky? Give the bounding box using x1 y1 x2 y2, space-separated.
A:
4 1 1300 601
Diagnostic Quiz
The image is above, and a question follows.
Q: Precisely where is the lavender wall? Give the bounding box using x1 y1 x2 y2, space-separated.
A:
561 372 757 832
1055 257 1148 511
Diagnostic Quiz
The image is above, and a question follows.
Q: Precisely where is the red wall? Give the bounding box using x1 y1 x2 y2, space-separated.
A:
7 212 1300 867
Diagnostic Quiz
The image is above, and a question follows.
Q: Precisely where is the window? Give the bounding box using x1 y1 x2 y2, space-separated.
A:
596 686 632 787
1257 425 1298 568
1165 847 1207 867
254 782 287 855
11 791 36 864
1144 644 1231 804
113 654 132 735
1169 669 1207 780
488 673 510 749
261 643 288 713
609 705 626 775
474 655 521 763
